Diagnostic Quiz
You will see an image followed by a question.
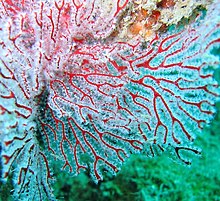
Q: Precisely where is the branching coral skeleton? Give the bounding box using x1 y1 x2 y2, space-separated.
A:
0 0 219 200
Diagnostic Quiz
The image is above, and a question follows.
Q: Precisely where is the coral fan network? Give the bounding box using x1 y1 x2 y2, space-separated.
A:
0 0 219 200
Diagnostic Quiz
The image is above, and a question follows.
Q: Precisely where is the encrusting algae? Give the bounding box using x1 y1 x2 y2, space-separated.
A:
113 0 213 42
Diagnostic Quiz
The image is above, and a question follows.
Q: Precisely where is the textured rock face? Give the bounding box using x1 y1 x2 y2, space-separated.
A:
0 0 219 200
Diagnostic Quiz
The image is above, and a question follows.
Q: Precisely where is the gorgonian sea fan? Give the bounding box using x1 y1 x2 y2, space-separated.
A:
0 0 220 200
